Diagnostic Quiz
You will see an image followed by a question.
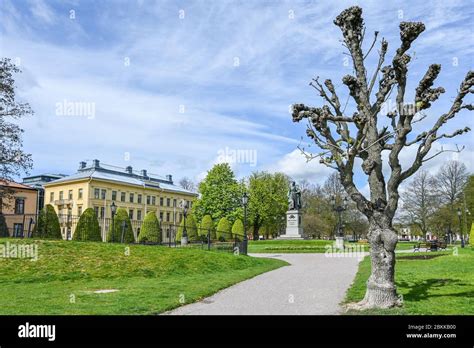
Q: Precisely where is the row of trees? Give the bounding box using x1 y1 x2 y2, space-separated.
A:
175 214 244 242
399 160 472 239
190 163 288 240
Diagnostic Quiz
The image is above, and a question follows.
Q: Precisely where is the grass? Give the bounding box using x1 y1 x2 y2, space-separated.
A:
0 238 287 314
344 247 474 315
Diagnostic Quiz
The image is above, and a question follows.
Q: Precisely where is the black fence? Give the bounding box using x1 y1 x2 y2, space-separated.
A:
0 214 247 255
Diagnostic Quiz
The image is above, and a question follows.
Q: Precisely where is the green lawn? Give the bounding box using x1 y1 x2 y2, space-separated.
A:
0 238 287 314
344 247 474 315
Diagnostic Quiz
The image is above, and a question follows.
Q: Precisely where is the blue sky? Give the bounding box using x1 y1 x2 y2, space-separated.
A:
1 0 473 194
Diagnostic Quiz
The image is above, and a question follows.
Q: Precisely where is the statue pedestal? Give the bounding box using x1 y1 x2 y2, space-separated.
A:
278 210 303 240
335 236 344 250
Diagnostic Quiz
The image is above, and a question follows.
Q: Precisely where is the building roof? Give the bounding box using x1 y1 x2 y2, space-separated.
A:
0 180 37 191
44 160 197 196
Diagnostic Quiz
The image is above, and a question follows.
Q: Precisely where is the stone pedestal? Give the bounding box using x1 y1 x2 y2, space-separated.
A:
278 210 303 239
335 236 344 250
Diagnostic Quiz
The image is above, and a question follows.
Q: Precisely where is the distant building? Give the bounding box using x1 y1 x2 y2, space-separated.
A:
43 159 198 241
0 180 38 237
22 174 66 214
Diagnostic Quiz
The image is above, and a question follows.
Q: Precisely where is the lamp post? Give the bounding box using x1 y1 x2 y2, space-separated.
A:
331 195 348 249
242 192 249 255
181 200 188 246
457 208 465 248
111 201 117 243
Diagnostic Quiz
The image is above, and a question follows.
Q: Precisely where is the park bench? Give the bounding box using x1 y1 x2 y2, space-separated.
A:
413 243 421 252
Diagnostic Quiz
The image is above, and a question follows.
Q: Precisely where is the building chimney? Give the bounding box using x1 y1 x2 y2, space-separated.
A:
79 161 87 170
93 159 100 168
166 174 173 183
126 166 133 174
141 169 148 178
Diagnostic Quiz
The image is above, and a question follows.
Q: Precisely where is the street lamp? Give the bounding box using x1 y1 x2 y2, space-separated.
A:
181 200 188 246
331 195 348 248
457 208 465 248
242 192 249 255
111 201 117 242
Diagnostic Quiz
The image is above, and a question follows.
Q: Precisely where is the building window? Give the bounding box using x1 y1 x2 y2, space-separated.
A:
167 198 171 207
78 206 83 216
59 191 64 200
160 197 164 206
100 207 105 219
166 212 170 222
112 191 117 201
94 188 100 199
130 193 134 203
78 188 83 199
68 190 73 200
159 212 163 221
137 210 142 221
129 209 134 220
50 192 54 202
94 206 99 217
14 198 25 214
152 196 156 205
121 192 126 202
137 194 142 204
146 195 151 205
13 223 23 238
173 199 177 207
101 189 106 200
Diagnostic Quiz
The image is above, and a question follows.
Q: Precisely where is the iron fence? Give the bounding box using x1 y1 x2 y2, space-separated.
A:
1 214 248 255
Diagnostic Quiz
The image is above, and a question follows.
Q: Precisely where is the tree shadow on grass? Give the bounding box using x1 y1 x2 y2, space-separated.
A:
398 278 473 302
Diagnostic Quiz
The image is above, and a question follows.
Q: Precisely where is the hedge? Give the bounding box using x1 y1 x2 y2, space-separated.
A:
106 208 135 243
138 212 161 243
216 217 232 241
231 219 244 241
34 204 62 239
199 214 216 239
176 214 198 241
73 208 102 241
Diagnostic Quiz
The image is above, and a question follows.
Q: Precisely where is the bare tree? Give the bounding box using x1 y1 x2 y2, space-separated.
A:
179 177 196 192
292 7 473 309
0 58 33 203
436 160 468 208
400 170 438 237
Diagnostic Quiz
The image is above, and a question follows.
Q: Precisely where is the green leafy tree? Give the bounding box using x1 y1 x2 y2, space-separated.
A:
34 204 61 239
107 208 134 243
248 172 289 240
199 214 216 239
216 217 232 241
231 218 244 241
193 163 243 223
469 223 474 246
0 213 8 237
73 208 101 241
176 214 198 241
138 212 162 243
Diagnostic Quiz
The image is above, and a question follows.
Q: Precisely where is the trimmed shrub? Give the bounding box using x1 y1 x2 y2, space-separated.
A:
176 214 198 242
199 214 216 240
107 208 134 243
73 208 102 241
216 217 232 241
231 219 244 241
0 213 8 237
34 204 62 239
138 212 161 243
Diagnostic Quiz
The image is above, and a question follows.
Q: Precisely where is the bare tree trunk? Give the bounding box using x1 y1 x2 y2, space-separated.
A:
352 213 401 309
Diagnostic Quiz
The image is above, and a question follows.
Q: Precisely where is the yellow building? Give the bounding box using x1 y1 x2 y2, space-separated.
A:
43 160 197 241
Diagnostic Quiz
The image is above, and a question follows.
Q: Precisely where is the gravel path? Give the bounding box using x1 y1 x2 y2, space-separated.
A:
165 253 364 315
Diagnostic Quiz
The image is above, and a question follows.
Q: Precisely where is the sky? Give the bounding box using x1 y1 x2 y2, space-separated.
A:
1 0 473 196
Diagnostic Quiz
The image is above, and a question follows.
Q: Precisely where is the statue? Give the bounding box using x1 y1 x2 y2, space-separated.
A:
288 181 302 210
